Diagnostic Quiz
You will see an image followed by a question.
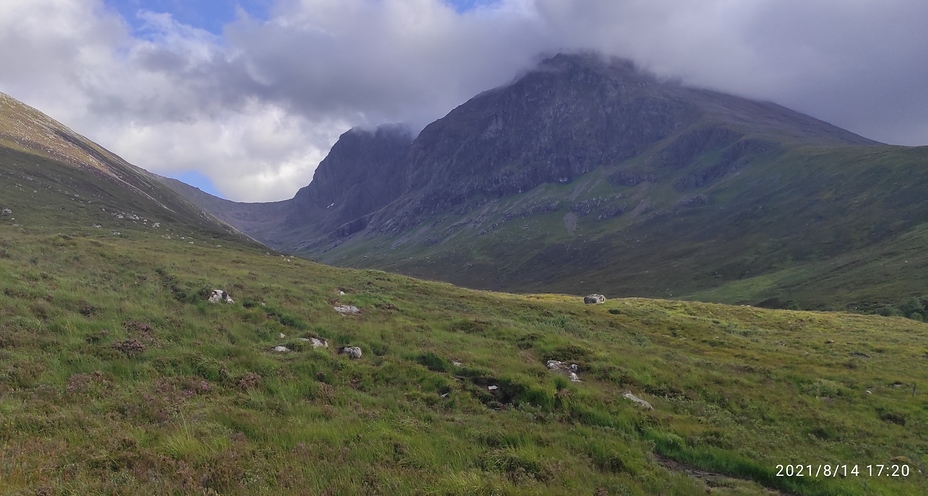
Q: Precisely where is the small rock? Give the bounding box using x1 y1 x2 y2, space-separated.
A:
487 385 498 391
279 333 287 339
1 208 12 216
339 346 362 359
584 294 606 305
272 346 291 353
339 290 346 295
334 305 360 315
208 289 234 304
622 391 653 410
299 337 328 348
452 361 462 367
546 360 582 380
825 340 835 344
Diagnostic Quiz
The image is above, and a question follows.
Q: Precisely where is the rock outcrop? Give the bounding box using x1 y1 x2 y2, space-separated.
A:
584 294 606 305
334 305 360 315
339 346 363 359
546 360 582 382
298 337 329 349
208 289 234 304
622 391 654 410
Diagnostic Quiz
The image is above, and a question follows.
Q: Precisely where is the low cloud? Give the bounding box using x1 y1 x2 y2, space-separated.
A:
1 0 926 201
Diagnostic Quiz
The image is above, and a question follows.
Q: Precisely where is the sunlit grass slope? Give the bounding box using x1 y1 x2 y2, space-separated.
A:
1 220 926 494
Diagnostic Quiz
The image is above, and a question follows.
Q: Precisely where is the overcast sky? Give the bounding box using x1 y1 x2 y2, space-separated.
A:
1 0 926 202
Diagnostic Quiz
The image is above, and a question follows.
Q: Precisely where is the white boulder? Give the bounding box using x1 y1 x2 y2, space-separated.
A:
622 391 653 410
334 305 360 315
208 289 234 304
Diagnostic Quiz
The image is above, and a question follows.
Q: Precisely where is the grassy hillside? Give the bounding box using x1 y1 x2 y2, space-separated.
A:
3 167 927 494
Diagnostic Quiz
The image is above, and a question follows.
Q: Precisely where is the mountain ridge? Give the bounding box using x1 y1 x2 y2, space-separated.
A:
0 90 255 245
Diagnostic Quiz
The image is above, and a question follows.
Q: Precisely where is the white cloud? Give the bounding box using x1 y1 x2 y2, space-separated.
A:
1 0 926 201
102 99 346 201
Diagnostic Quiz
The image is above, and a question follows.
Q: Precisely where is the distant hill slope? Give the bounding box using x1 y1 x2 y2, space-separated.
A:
0 91 253 244
167 53 928 311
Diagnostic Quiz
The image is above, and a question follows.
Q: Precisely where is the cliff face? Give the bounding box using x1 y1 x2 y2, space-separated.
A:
286 125 412 235
400 55 697 209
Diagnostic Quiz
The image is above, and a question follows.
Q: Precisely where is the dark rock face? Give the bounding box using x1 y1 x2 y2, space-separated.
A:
394 54 699 219
285 125 412 234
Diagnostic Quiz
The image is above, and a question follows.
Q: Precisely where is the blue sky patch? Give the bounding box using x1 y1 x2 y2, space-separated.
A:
172 170 222 197
445 0 500 14
104 0 271 35
106 0 498 35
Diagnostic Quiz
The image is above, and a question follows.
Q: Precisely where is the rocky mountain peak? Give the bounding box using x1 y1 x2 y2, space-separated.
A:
389 53 699 221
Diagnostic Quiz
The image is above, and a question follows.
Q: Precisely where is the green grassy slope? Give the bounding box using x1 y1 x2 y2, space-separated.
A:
3 158 927 495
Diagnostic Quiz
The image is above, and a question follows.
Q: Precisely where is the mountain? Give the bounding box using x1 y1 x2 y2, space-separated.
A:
2 86 927 496
0 91 252 244
170 53 928 312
